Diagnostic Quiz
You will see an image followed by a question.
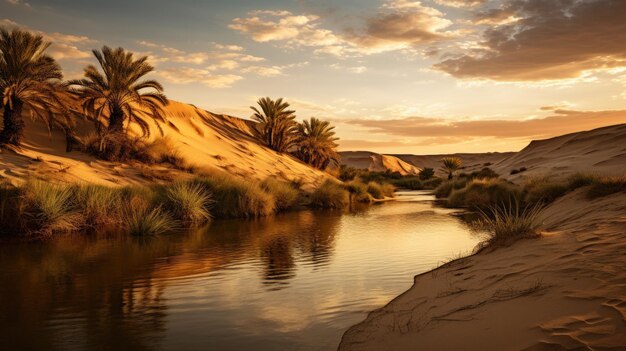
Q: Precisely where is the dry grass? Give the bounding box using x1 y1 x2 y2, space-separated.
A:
478 200 543 246
309 180 350 209
260 177 300 211
22 180 81 235
448 178 521 210
124 207 173 236
164 181 213 223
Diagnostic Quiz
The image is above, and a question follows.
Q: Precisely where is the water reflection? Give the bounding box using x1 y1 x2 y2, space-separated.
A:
0 191 483 351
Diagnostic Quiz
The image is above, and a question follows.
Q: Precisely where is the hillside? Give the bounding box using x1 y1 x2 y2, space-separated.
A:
0 101 330 188
492 123 626 181
339 151 421 175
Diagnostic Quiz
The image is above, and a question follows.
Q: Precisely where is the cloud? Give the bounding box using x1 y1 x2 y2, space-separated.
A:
433 0 487 8
230 1 457 57
435 0 626 81
157 68 243 88
6 0 31 8
344 108 626 139
345 0 457 53
0 19 93 60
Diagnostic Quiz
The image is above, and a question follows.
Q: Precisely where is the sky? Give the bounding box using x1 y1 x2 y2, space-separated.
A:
1 0 625 154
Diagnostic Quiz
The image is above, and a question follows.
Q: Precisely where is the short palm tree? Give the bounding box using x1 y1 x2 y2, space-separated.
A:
250 97 297 153
0 28 66 146
295 117 339 170
441 157 462 180
70 46 168 144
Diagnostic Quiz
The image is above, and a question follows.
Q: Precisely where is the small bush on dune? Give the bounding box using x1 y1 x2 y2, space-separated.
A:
125 207 173 236
309 181 349 209
72 184 122 228
447 178 521 210
524 176 569 204
193 170 275 218
164 182 213 223
479 200 543 246
566 173 596 189
261 177 300 211
22 180 81 235
586 175 626 199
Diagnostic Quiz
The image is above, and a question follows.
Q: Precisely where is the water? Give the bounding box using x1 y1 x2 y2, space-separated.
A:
0 191 484 351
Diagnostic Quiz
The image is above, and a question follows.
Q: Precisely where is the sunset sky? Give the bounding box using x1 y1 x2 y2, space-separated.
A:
2 0 625 154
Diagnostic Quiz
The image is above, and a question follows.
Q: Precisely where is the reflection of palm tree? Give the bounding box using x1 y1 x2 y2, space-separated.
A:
261 236 296 289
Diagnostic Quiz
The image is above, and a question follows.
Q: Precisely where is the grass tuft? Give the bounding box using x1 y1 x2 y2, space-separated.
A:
164 181 213 223
72 184 122 228
478 200 543 246
125 207 173 236
22 180 81 235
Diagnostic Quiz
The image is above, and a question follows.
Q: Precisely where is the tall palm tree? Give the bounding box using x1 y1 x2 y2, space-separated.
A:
0 28 65 146
70 46 168 143
295 117 339 170
250 97 297 153
441 157 462 180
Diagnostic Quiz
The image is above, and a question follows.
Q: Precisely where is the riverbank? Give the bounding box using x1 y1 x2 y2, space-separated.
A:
339 188 626 350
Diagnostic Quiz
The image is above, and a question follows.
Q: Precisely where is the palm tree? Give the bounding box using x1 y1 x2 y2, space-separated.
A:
441 157 462 180
294 117 339 170
70 46 168 145
0 28 65 146
250 97 297 153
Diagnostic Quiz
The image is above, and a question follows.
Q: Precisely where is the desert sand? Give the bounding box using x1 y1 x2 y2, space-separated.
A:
0 101 330 188
493 124 626 181
339 189 626 350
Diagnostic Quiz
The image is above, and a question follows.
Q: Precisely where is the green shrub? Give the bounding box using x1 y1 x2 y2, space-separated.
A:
192 170 275 218
343 180 368 196
447 178 521 210
309 181 349 209
261 177 300 211
381 183 396 197
459 167 499 180
419 168 435 180
366 182 384 199
22 180 81 235
391 177 423 190
566 173 596 189
72 184 122 228
164 181 213 223
434 178 468 198
354 192 374 203
339 165 358 181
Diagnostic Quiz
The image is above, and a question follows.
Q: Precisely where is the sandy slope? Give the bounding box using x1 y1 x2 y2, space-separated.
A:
339 151 421 175
494 124 626 181
0 101 329 187
339 189 626 350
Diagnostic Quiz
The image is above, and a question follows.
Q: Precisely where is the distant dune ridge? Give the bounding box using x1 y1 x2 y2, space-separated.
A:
0 100 330 187
341 123 626 181
339 151 421 175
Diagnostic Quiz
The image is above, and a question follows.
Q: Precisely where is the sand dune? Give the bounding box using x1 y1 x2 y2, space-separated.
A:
493 124 626 181
394 152 514 177
339 151 421 175
339 189 626 350
0 101 330 188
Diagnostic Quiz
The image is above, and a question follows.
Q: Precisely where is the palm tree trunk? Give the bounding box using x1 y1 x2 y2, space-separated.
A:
107 107 125 134
448 171 453 180
0 100 25 146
